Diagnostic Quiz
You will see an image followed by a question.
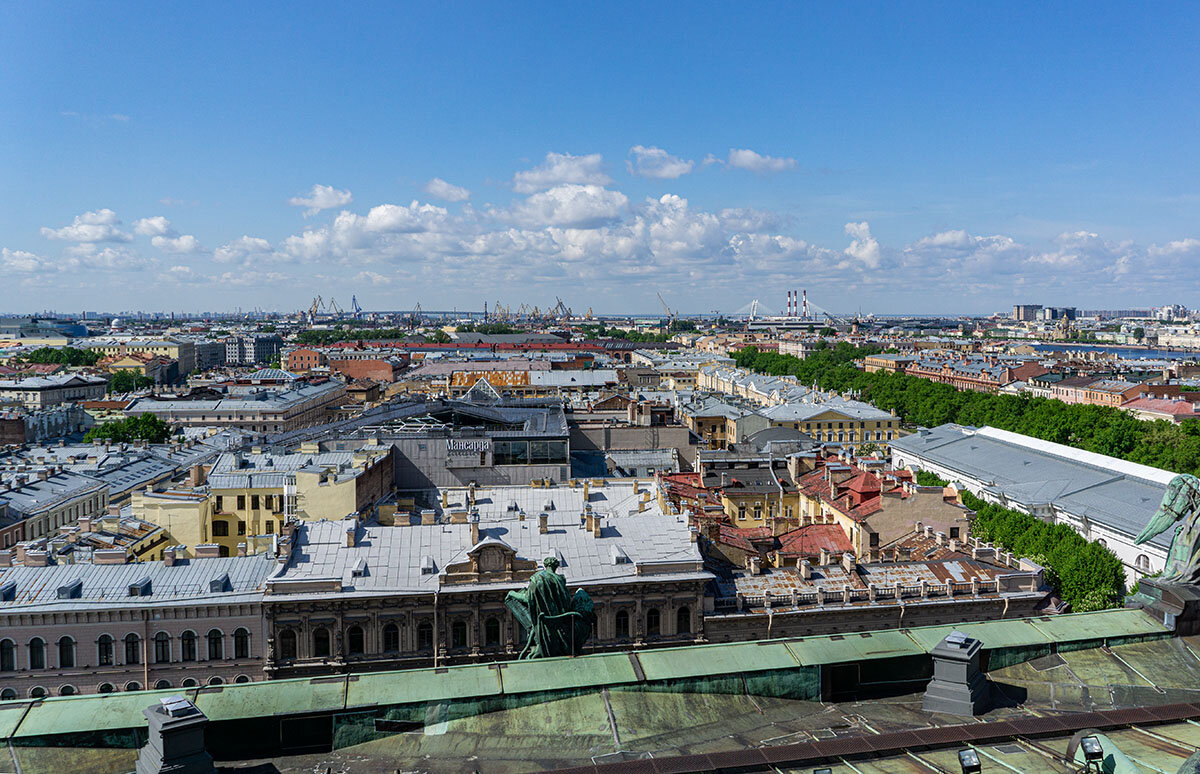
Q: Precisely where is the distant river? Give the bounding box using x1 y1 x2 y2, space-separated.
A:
1028 343 1198 361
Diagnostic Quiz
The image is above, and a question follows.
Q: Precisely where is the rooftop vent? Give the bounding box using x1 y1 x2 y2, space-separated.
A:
209 573 231 593
128 576 152 597
56 579 83 600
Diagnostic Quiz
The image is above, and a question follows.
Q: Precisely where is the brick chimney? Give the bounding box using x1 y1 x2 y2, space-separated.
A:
842 551 856 573
469 514 480 544
93 548 126 565
237 542 247 557
108 504 121 517
799 559 812 579
194 544 220 559
819 547 831 566
164 546 177 566
189 464 206 487
78 516 93 533
344 522 356 547
538 512 548 534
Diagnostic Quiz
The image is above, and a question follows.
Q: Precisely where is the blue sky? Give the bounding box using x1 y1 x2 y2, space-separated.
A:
2 1 1198 315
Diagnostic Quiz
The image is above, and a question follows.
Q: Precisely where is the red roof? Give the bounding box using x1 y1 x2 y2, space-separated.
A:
777 524 853 558
1124 397 1199 417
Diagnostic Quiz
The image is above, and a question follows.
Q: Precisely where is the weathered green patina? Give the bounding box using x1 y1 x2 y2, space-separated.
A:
1135 473 1200 584
504 557 595 658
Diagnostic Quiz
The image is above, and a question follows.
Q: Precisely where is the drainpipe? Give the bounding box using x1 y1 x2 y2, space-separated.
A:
433 590 439 668
142 610 150 689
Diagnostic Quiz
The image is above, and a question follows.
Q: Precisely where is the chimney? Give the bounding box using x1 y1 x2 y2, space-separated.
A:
237 542 247 557
108 504 121 517
842 552 856 573
585 509 595 534
78 516 93 533
749 555 761 576
14 544 27 564
720 472 729 488
936 531 947 546
924 524 934 538
441 490 448 507
799 559 812 579
194 544 220 559
538 512 548 534
819 547 831 566
93 548 126 565
469 514 480 544
188 464 206 487
163 547 177 567
0 551 10 568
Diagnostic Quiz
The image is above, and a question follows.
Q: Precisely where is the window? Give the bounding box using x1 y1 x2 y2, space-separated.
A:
124 634 141 664
234 628 250 659
484 617 500 647
237 521 246 536
212 521 229 537
0 689 15 700
1136 554 1150 571
58 685 76 696
251 495 260 510
124 681 142 692
949 527 960 539
312 628 331 658
154 680 172 690
346 626 364 656
615 610 630 639
235 674 251 684
97 635 113 666
29 638 45 670
0 640 13 672
451 620 467 650
676 607 691 635
207 629 224 660
215 496 223 512
57 637 75 669
29 686 46 699
97 682 115 694
417 622 433 651
645 608 660 637
279 630 297 660
181 678 198 688
208 676 224 686
154 632 170 664
382 623 400 653
180 631 197 662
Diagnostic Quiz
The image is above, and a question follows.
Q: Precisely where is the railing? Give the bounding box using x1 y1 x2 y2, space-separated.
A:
714 576 1006 612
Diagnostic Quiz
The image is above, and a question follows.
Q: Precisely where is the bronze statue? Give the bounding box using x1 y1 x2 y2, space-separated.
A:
504 556 595 658
1135 474 1200 584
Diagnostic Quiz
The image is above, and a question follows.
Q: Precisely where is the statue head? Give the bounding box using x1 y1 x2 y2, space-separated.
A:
543 556 560 572
1165 474 1200 517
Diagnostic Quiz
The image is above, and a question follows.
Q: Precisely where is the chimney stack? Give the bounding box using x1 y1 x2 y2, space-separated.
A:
842 552 856 574
164 547 177 566
538 512 548 534
819 547 831 566
469 514 480 544
799 559 812 579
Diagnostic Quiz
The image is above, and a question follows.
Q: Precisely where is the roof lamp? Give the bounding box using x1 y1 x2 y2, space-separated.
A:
958 748 982 774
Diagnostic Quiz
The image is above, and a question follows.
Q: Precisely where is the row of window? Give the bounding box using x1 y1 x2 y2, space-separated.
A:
215 494 285 513
0 629 251 672
0 674 254 701
277 608 693 660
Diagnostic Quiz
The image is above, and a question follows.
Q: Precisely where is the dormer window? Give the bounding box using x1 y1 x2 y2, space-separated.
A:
128 577 151 597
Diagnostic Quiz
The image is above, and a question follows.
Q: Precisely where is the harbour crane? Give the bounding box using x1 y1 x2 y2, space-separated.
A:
351 295 363 318
657 291 676 332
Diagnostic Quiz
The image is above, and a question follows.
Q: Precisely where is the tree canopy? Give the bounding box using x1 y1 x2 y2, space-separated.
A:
84 413 174 444
107 370 153 394
15 347 101 367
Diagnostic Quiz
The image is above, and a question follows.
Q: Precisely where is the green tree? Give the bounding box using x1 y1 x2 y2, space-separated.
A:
16 347 101 367
84 413 174 444
107 370 153 394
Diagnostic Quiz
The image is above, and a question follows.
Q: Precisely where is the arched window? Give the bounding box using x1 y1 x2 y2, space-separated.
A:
345 625 364 656
234 628 250 659
417 622 433 651
312 627 331 658
180 631 197 662
124 634 141 665
124 681 142 693
207 676 224 686
154 680 171 690
29 686 46 699
28 638 45 670
97 682 114 694
615 610 630 639
154 632 171 664
451 620 467 650
1096 538 1107 548
646 608 660 637
382 623 399 653
57 637 75 669
0 688 15 700
97 635 114 666
278 630 297 660
181 678 198 688
207 629 224 660
1136 554 1150 571
484 617 500 647
0 639 14 672
676 606 691 635
234 674 251 684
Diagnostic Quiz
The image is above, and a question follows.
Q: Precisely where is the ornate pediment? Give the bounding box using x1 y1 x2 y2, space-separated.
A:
441 537 537 586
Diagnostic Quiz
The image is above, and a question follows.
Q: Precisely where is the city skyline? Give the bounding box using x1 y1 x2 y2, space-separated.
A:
2 2 1199 314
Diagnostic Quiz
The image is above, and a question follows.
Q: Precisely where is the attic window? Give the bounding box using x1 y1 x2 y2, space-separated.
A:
610 545 629 565
57 579 83 600
350 557 368 577
209 573 231 593
0 581 15 601
128 577 152 597
420 555 436 575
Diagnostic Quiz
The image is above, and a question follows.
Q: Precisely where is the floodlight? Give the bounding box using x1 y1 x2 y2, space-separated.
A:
958 748 982 774
1080 735 1103 762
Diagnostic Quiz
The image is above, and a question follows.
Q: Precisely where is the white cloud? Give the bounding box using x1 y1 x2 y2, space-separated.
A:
40 209 132 242
133 216 174 237
151 234 203 254
727 148 797 173
844 221 881 268
1 248 46 273
288 184 353 217
423 177 471 202
214 235 273 265
513 152 612 193
510 184 628 229
627 146 694 179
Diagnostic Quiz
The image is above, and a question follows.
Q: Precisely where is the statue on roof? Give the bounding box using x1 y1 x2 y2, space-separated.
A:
505 556 595 658
1135 474 1200 584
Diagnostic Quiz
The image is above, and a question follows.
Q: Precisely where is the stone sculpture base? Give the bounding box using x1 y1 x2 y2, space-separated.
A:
1127 578 1200 636
922 632 991 717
